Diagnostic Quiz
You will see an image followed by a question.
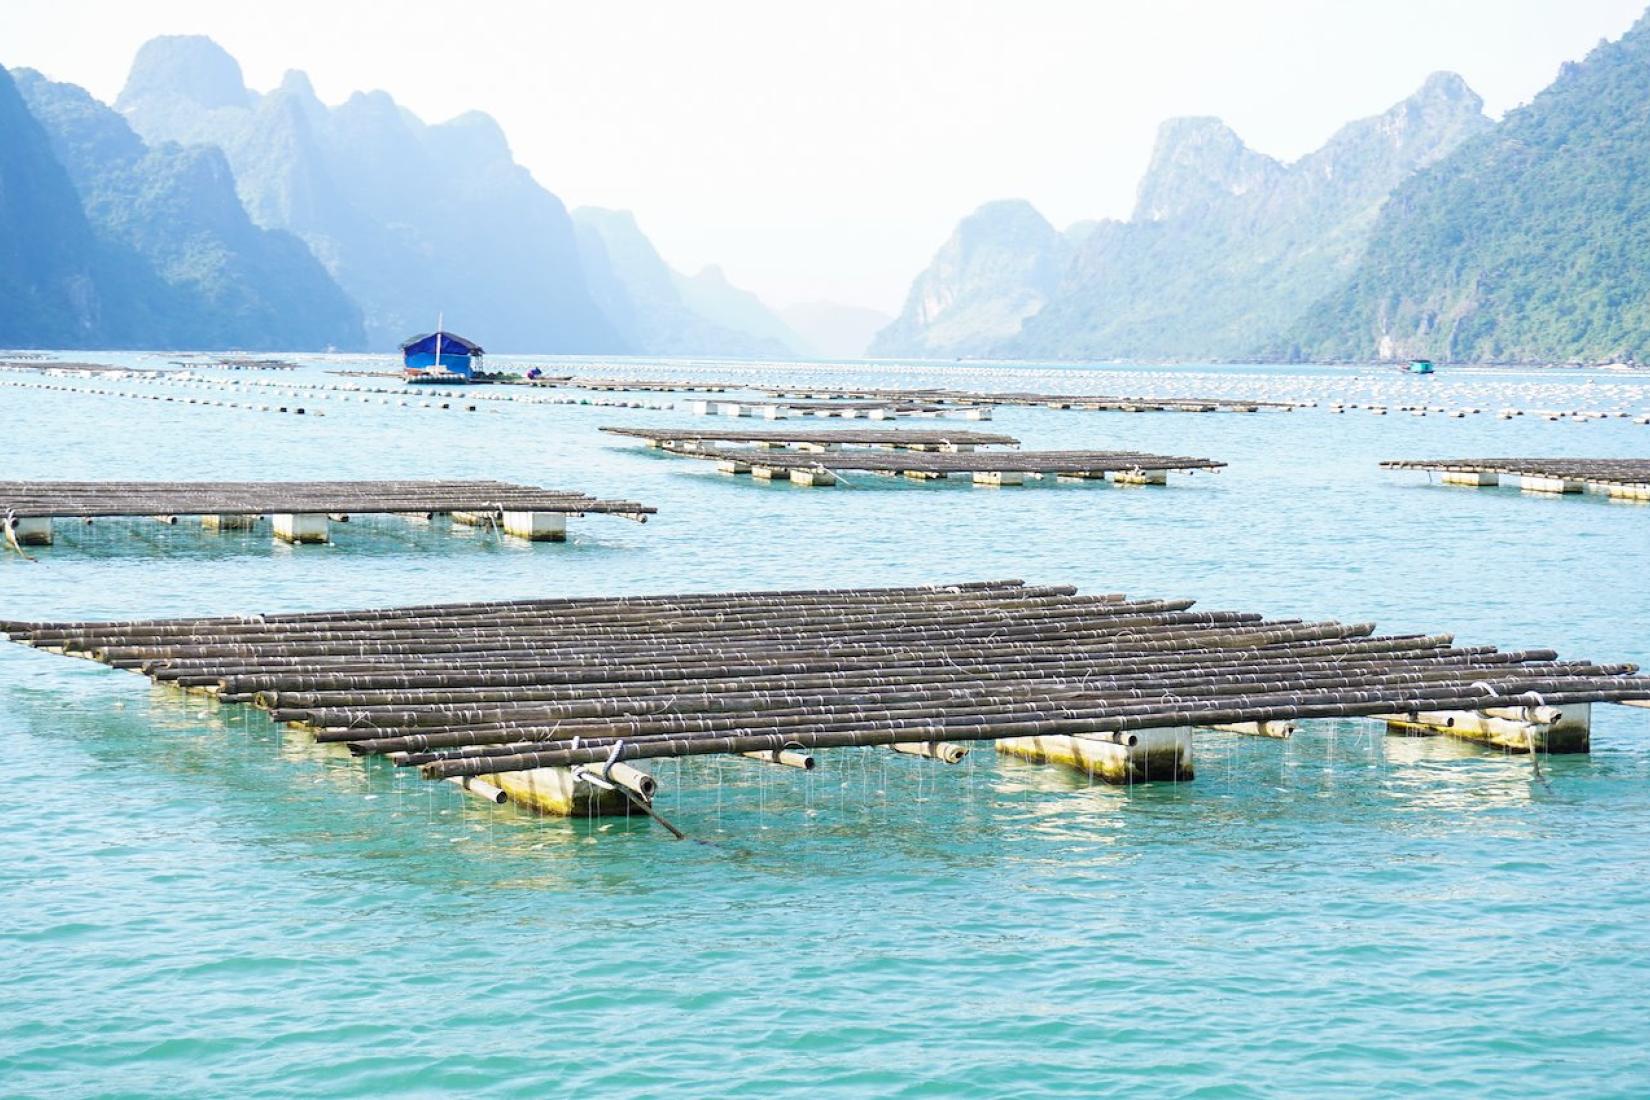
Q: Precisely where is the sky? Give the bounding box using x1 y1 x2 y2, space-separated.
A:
3 0 1645 314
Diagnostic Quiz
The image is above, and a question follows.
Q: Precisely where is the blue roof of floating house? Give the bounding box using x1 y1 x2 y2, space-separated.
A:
400 331 484 357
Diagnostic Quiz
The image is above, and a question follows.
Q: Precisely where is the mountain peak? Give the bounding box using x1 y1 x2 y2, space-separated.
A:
277 70 318 101
963 198 1055 234
869 197 1066 358
692 263 731 285
431 110 510 161
117 35 250 112
1134 116 1282 222
1414 70 1477 105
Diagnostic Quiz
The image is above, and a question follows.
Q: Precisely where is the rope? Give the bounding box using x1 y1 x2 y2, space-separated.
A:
2 510 38 563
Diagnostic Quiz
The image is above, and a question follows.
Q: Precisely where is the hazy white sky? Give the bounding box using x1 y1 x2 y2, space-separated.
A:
4 0 1644 312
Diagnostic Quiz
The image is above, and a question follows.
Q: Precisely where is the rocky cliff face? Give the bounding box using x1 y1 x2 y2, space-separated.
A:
1009 72 1490 360
869 200 1070 358
573 208 800 358
1132 117 1283 224
117 35 620 353
1296 20 1650 364
0 65 108 347
17 68 363 351
673 266 809 356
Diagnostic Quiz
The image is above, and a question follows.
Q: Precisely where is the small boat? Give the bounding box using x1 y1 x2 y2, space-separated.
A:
1403 359 1436 375
400 318 483 384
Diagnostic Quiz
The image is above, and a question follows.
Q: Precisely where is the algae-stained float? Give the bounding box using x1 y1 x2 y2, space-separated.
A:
6 580 1649 839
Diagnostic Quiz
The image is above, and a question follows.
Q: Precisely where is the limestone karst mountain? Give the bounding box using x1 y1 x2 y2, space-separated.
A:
0 64 111 348
877 73 1491 361
869 200 1073 358
572 207 802 359
1297 14 1650 364
116 35 618 353
15 67 363 351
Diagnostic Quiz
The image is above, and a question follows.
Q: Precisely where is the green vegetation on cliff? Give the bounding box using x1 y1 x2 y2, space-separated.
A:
16 69 364 351
1295 16 1650 364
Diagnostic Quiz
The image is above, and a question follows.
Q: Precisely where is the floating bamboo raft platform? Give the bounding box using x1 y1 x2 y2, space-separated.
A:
600 426 1020 450
0 480 654 547
5 580 1646 830
672 447 1224 487
763 386 1300 413
534 376 739 393
1382 458 1650 499
2 360 172 378
682 397 990 421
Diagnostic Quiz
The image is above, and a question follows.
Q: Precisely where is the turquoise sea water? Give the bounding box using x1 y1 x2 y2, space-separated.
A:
3 355 1649 1097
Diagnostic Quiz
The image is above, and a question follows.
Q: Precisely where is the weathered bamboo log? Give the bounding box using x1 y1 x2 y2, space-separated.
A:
0 479 655 522
890 741 969 763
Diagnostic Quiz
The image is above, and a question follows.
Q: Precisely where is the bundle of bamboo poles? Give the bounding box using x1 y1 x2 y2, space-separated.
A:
1382 459 1650 486
761 386 1301 412
5 580 1647 791
0 480 655 520
674 448 1223 475
600 426 1021 447
530 377 736 392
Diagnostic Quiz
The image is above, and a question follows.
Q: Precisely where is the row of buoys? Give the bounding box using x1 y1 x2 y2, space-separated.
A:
643 359 1650 420
0 378 492 415
102 370 672 412
0 379 318 415
1324 399 1648 422
14 355 1650 421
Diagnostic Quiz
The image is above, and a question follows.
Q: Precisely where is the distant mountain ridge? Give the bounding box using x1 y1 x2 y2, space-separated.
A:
780 301 892 359
99 34 801 357
0 62 362 351
875 73 1492 362
115 35 618 354
572 207 803 358
15 68 363 351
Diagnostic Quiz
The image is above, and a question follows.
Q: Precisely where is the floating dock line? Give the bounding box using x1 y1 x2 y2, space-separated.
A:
1382 458 1650 500
526 376 740 393
2 360 173 379
761 386 1301 413
600 426 1020 450
664 447 1224 487
0 480 654 547
681 397 990 421
5 580 1646 828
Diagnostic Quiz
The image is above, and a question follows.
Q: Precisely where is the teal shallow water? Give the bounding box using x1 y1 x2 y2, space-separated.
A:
3 356 1650 1096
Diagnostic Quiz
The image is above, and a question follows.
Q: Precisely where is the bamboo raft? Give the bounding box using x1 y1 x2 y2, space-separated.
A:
8 579 1644 830
1382 458 1650 499
528 377 739 393
2 360 172 378
600 426 1020 450
0 480 654 547
670 447 1224 487
682 397 990 421
762 386 1301 413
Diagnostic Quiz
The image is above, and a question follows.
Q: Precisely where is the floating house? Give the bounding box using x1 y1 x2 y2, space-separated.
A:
401 329 483 383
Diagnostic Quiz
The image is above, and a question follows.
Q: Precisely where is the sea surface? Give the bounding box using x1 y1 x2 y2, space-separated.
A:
2 354 1649 1097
